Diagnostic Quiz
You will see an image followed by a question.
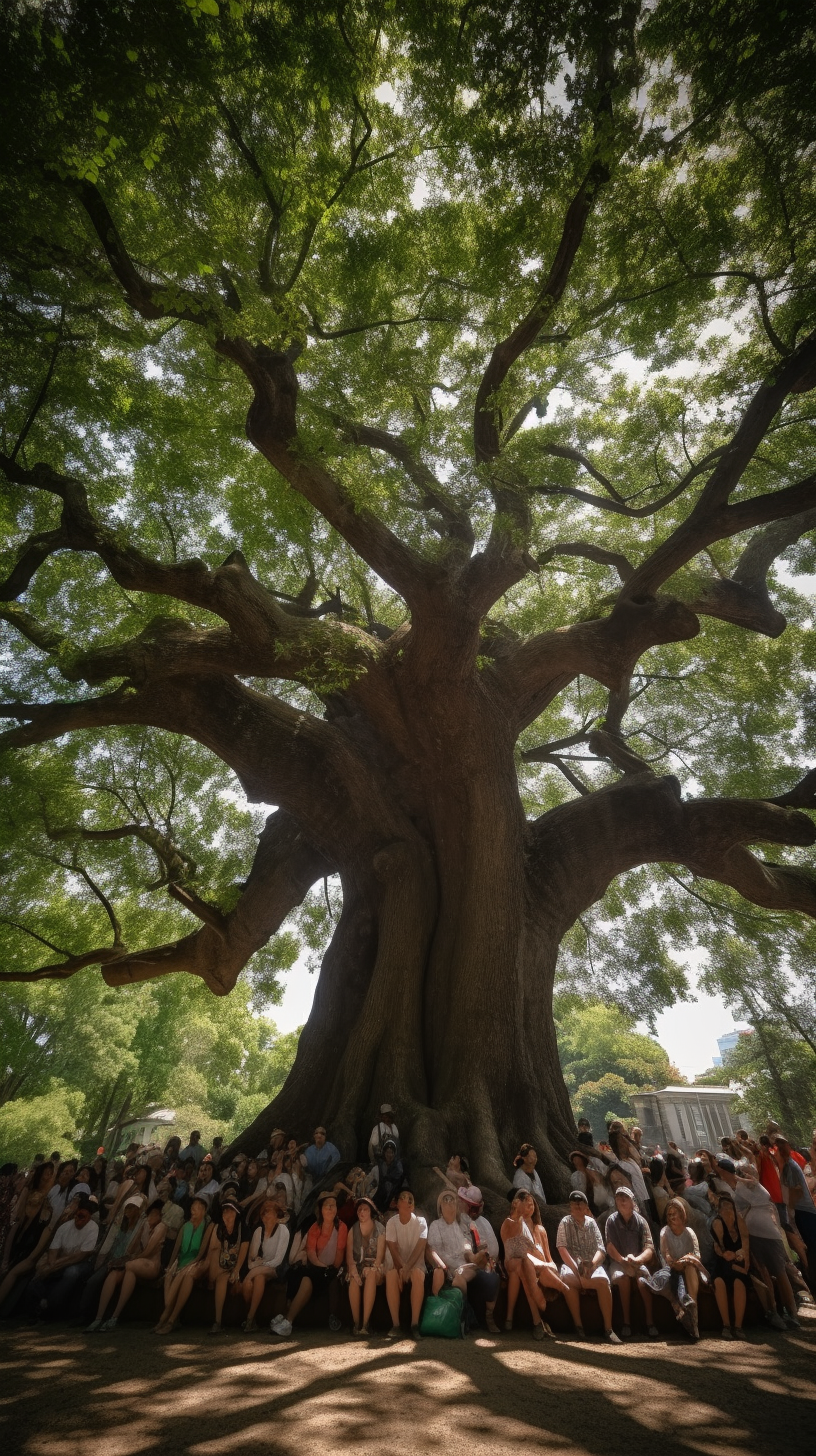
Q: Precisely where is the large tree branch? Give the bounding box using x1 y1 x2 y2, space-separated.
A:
0 810 331 993
686 505 816 638
530 774 816 934
623 329 816 599
215 338 441 604
333 417 474 549
496 595 700 732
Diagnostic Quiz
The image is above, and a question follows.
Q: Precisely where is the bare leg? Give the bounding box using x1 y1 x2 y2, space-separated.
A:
431 1268 445 1295
213 1273 231 1326
592 1273 614 1333
161 1271 197 1330
616 1273 632 1325
348 1278 362 1327
94 1269 123 1321
362 1268 379 1327
286 1273 314 1325
504 1264 521 1326
408 1267 425 1326
637 1275 655 1324
246 1269 274 1324
113 1258 159 1321
385 1269 401 1327
684 1265 700 1302
560 1271 584 1330
733 1279 747 1330
713 1276 730 1328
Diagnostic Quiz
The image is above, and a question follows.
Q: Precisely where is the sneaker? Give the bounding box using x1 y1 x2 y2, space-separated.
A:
620 1325 631 1340
795 1291 814 1307
783 1313 801 1330
208 1323 222 1335
504 1319 513 1332
84 1319 103 1333
385 1325 402 1340
352 1324 362 1336
765 1311 787 1332
720 1326 733 1340
99 1317 118 1332
647 1325 659 1340
272 1318 292 1337
573 1327 587 1341
328 1315 342 1332
411 1324 424 1340
733 1327 747 1340
607 1330 622 1345
358 1326 369 1337
532 1322 546 1340
242 1319 258 1333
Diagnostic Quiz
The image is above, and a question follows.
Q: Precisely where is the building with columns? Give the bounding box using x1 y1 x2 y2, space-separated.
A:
631 1085 747 1150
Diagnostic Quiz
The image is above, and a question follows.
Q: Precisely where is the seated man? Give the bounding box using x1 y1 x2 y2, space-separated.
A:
556 1190 620 1343
301 1127 341 1182
605 1186 658 1338
23 1195 98 1321
385 1188 427 1339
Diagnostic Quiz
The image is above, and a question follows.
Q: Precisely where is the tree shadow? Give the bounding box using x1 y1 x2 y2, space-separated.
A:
1 1319 813 1456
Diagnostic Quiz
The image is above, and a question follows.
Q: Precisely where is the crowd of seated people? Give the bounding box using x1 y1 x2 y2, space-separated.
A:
0 1107 814 1347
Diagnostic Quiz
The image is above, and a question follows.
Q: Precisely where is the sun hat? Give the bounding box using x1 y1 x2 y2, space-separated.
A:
122 1195 143 1210
355 1195 379 1216
457 1185 483 1208
437 1189 459 1214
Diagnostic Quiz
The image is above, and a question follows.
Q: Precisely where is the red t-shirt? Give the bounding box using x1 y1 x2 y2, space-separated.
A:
306 1220 348 1266
790 1148 806 1169
759 1153 783 1203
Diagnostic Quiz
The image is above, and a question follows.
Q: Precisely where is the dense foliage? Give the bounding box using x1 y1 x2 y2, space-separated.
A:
1 1 816 1174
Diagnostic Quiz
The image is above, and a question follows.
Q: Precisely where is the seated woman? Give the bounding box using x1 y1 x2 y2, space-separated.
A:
106 1163 151 1224
645 1197 708 1339
241 1196 289 1333
273 1191 347 1337
189 1193 247 1334
2 1161 54 1276
346 1196 386 1336
80 1195 145 1325
384 1188 428 1339
427 1188 501 1331
501 1189 569 1339
0 1187 53 1313
155 1193 213 1333
511 1145 546 1205
711 1192 751 1340
556 1190 620 1343
85 1199 167 1331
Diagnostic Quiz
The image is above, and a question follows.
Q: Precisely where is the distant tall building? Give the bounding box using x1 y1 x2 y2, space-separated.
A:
712 1029 748 1068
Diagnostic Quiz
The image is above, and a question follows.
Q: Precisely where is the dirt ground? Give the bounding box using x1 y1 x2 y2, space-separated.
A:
1 1313 814 1456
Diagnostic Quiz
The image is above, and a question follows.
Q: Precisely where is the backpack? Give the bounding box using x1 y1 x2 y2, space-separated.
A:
418 1285 464 1338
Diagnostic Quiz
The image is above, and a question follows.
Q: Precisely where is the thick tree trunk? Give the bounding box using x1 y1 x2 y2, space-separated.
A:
232 681 576 1205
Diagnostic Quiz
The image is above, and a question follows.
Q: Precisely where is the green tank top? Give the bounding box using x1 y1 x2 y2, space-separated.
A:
179 1218 206 1268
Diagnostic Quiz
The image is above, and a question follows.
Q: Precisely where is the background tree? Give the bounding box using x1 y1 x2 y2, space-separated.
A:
555 996 679 1140
1 1 816 1197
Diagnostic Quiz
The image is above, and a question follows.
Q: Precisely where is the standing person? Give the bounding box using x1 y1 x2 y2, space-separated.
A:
604 1187 658 1339
301 1127 341 1182
273 1190 347 1338
384 1188 427 1339
346 1196 386 1336
177 1131 206 1170
775 1136 816 1279
22 1195 98 1321
367 1105 400 1161
500 1189 568 1338
511 1145 546 1205
155 1193 212 1332
556 1191 620 1343
241 1196 289 1333
711 1193 751 1340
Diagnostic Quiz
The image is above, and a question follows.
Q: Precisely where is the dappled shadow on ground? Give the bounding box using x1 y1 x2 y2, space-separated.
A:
0 1314 813 1456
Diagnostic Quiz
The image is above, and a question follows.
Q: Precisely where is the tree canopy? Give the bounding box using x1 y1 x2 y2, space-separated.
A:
1 0 816 1181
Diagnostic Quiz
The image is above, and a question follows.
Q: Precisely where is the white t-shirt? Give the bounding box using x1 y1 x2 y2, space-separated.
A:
734 1179 784 1242
386 1211 427 1269
618 1158 650 1209
47 1184 72 1220
428 1216 471 1271
248 1223 289 1268
470 1215 499 1260
512 1167 546 1204
51 1218 99 1258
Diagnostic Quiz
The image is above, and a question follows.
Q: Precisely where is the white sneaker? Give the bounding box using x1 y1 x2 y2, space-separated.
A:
270 1315 286 1332
274 1318 293 1337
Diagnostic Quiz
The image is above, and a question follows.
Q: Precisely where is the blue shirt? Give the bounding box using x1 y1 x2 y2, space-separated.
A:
303 1142 340 1179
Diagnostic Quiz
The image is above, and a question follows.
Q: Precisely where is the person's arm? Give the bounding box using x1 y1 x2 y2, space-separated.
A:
246 1228 264 1270
374 1231 386 1274
426 1224 447 1271
630 1222 654 1266
711 1218 728 1259
332 1224 348 1268
736 1217 750 1268
346 1234 362 1284
589 1224 606 1270
784 1168 803 1207
556 1222 581 1276
606 1236 625 1265
306 1227 325 1268
432 1165 459 1192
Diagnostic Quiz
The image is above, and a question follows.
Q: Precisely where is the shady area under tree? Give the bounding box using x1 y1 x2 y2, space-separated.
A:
2 0 816 1202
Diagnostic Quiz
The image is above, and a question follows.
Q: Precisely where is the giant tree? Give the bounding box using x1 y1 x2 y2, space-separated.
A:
2 1 816 1196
